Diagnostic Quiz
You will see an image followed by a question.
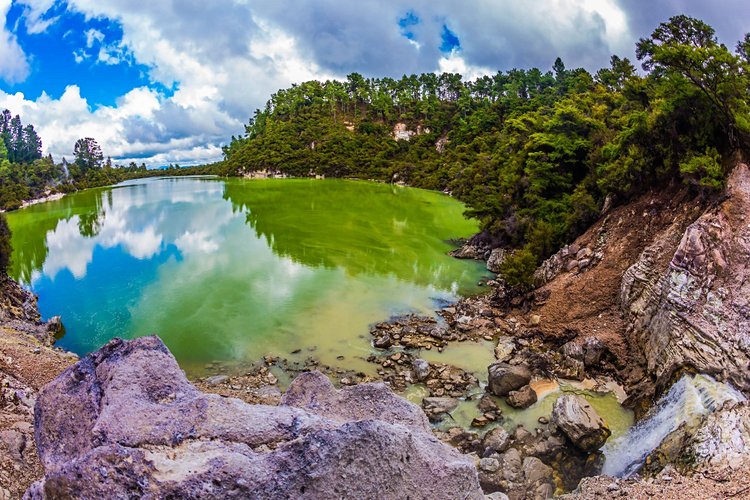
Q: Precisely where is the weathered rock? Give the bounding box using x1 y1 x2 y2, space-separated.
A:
494 337 515 362
620 162 750 394
687 401 750 470
500 448 523 483
551 395 611 452
412 358 430 381
28 337 483 499
506 385 538 409
486 248 507 273
451 244 481 260
482 426 510 455
487 363 531 397
523 456 555 499
373 334 393 349
582 337 607 367
204 374 229 386
422 397 460 422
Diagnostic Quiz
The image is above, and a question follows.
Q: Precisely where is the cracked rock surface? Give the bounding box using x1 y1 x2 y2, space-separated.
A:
27 336 482 499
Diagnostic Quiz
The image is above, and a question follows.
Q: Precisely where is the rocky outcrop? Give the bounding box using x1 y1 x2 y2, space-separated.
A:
28 336 483 499
551 395 610 452
0 278 60 344
686 401 750 470
621 162 750 395
486 248 507 273
487 363 532 397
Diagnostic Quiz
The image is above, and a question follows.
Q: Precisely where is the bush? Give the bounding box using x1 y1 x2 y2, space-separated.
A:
498 246 538 289
0 213 11 276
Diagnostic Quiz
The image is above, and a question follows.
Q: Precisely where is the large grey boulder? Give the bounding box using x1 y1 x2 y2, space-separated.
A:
27 336 482 499
551 395 610 452
487 362 531 397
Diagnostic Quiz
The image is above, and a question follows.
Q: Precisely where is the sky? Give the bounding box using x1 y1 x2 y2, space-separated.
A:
0 1 748 166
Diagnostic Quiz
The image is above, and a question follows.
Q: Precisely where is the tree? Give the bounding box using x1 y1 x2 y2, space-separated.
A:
73 137 104 173
636 15 750 150
0 213 11 276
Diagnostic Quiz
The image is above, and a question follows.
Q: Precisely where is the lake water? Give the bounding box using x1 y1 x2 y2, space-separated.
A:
7 177 487 374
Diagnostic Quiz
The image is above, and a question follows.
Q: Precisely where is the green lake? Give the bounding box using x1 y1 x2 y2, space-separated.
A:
7 177 488 374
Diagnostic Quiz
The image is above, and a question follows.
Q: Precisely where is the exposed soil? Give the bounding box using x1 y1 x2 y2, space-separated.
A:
518 184 705 365
566 463 750 499
0 326 76 499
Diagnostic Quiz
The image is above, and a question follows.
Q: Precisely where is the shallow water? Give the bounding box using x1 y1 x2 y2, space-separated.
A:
7 177 487 374
419 378 634 438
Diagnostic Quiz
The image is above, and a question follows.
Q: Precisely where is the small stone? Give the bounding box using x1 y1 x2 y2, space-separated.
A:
471 416 490 427
607 482 620 492
479 457 500 473
373 335 392 349
482 427 510 455
528 315 541 327
204 375 228 386
538 416 549 425
412 359 430 381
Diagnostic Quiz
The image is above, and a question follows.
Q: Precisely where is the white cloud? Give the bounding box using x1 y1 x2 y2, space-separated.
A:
8 0 746 165
84 28 104 48
17 0 57 35
0 0 30 84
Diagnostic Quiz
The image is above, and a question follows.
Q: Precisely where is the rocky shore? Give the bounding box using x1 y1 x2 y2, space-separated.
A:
2 160 750 498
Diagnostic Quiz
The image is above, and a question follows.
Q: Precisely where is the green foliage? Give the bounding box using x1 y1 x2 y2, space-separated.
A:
220 16 749 287
498 247 538 289
0 214 10 276
679 148 724 189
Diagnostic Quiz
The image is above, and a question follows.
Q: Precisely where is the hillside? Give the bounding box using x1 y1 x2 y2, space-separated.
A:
222 16 750 286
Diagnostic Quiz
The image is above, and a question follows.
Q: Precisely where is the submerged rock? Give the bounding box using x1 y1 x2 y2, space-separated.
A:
551 395 610 452
28 336 482 499
487 362 531 397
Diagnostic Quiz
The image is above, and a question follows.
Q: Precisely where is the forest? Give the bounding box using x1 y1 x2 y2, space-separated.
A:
0 119 217 212
222 16 750 286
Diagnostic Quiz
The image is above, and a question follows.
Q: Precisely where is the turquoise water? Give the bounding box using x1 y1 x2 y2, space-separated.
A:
7 177 487 374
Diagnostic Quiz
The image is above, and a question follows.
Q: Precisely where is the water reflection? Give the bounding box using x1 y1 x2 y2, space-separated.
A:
7 177 485 371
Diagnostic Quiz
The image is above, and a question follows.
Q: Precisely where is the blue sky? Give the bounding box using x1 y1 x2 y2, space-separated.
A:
0 0 747 166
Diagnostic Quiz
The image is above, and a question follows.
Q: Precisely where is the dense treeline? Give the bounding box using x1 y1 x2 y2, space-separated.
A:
223 16 750 286
0 128 219 212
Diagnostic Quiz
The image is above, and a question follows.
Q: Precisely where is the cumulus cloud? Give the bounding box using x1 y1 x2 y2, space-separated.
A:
4 0 750 165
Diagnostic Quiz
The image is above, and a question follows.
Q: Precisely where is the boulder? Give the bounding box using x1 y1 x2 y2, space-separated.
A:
487 363 531 397
486 248 507 273
451 244 481 260
422 397 460 422
506 385 537 409
523 457 555 499
28 336 483 499
551 395 610 452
